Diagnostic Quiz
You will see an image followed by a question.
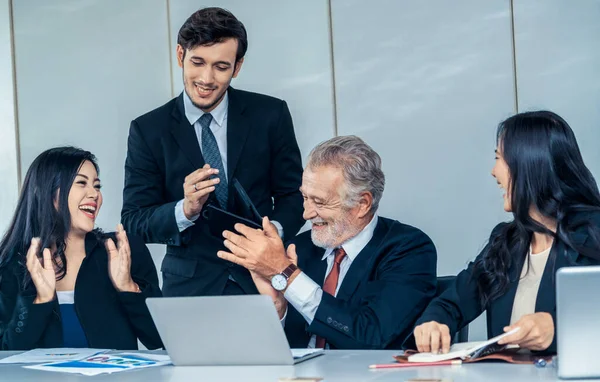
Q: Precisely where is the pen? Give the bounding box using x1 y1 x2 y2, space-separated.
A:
369 360 463 369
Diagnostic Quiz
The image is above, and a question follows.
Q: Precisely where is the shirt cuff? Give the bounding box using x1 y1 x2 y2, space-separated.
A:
175 199 199 232
271 220 284 239
284 271 322 325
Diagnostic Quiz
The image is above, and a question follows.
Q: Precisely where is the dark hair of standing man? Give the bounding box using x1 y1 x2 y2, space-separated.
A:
177 7 248 63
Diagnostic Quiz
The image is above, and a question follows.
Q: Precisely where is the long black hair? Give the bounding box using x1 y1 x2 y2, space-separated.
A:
474 111 600 307
0 147 100 287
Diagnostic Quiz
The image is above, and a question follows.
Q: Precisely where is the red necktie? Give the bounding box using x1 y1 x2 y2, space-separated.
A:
315 247 347 349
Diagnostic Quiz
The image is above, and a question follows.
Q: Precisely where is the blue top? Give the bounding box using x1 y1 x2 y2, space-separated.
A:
57 291 88 348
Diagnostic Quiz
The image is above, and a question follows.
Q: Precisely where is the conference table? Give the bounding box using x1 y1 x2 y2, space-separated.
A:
0 349 594 381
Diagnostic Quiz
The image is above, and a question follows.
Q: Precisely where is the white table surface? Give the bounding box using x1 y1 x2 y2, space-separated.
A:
0 349 593 382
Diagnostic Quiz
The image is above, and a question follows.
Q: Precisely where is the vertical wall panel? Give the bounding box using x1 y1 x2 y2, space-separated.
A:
0 0 19 236
13 0 172 273
331 0 516 340
514 0 600 179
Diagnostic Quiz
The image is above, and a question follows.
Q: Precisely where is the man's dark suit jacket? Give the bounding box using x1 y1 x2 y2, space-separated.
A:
284 216 437 349
121 87 304 296
415 212 600 353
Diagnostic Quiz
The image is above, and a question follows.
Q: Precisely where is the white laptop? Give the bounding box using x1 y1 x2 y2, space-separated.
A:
145 295 324 366
556 266 600 379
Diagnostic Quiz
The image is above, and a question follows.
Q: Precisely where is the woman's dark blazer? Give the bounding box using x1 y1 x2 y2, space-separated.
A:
415 212 600 353
0 231 163 350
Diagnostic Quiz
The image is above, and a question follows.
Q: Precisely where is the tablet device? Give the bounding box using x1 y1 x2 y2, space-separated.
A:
201 179 263 237
202 203 261 238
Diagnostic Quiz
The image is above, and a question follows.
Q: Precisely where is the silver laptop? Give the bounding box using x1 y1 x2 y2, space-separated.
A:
146 295 324 366
556 266 600 379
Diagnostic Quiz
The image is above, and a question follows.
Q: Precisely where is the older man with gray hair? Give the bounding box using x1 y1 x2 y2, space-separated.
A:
218 135 437 349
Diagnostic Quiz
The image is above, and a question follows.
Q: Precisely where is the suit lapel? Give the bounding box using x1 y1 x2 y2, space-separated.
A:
302 244 327 288
335 219 386 301
226 88 252 180
535 240 575 314
170 94 205 169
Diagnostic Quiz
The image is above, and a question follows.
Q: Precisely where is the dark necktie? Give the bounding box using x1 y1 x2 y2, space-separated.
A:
198 113 228 208
315 247 347 349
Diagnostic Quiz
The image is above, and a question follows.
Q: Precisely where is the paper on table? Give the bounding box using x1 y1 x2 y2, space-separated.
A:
0 348 109 364
291 349 323 358
23 352 172 376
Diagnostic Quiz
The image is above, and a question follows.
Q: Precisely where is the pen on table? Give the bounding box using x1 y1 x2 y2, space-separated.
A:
369 360 463 369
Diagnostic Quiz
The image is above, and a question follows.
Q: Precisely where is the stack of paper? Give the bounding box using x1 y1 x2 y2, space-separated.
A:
0 348 109 364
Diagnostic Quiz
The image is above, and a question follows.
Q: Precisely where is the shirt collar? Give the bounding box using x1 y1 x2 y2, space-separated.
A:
321 214 379 262
182 90 229 127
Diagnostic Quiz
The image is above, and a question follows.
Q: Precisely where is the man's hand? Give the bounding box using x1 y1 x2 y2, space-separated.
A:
497 312 554 351
183 164 220 220
217 216 291 279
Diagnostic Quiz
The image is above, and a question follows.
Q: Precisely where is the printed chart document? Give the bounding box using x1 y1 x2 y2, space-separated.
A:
0 348 109 364
23 352 171 376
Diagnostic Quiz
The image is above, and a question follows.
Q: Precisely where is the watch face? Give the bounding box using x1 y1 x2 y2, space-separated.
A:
271 274 287 291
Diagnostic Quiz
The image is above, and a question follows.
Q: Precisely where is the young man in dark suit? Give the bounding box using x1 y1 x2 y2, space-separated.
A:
121 7 304 297
218 136 437 349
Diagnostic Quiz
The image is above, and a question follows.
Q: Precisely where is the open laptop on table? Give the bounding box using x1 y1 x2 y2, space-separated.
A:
556 265 600 379
146 295 324 366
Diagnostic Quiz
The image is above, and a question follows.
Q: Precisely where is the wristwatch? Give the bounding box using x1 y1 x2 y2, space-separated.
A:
271 264 298 291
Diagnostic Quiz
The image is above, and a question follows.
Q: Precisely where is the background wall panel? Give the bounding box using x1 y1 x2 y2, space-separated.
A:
331 0 516 340
12 0 172 271
513 0 600 179
0 0 19 237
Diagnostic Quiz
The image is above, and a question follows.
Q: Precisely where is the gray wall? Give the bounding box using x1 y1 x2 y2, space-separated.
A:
2 0 600 341
0 0 19 237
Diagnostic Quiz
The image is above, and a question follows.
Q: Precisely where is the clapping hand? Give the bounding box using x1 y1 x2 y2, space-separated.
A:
26 238 56 304
106 224 140 293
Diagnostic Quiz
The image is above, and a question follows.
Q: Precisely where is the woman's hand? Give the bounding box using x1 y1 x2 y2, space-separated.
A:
414 321 452 354
497 312 554 351
106 224 139 293
26 238 56 304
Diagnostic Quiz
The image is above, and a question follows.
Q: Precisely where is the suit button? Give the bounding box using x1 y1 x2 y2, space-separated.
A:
326 317 333 324
17 321 24 327
18 314 25 320
343 326 349 332
20 307 27 314
15 327 22 333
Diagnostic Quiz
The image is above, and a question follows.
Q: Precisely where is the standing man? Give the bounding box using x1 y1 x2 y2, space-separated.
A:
121 7 304 296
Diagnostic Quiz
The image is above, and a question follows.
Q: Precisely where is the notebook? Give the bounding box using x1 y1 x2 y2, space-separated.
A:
399 328 546 364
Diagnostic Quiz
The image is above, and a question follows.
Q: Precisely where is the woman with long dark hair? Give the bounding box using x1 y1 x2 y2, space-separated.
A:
0 147 162 350
414 111 600 354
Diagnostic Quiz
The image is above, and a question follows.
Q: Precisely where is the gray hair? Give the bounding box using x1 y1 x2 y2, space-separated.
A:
307 135 385 212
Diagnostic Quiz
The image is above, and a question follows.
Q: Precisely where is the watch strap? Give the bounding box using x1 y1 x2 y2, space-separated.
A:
281 263 298 279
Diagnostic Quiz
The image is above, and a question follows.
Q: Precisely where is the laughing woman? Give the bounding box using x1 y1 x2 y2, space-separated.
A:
413 111 600 354
0 147 163 350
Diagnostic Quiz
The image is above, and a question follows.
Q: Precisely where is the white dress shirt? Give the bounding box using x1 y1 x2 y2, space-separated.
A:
173 91 283 237
284 215 379 348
